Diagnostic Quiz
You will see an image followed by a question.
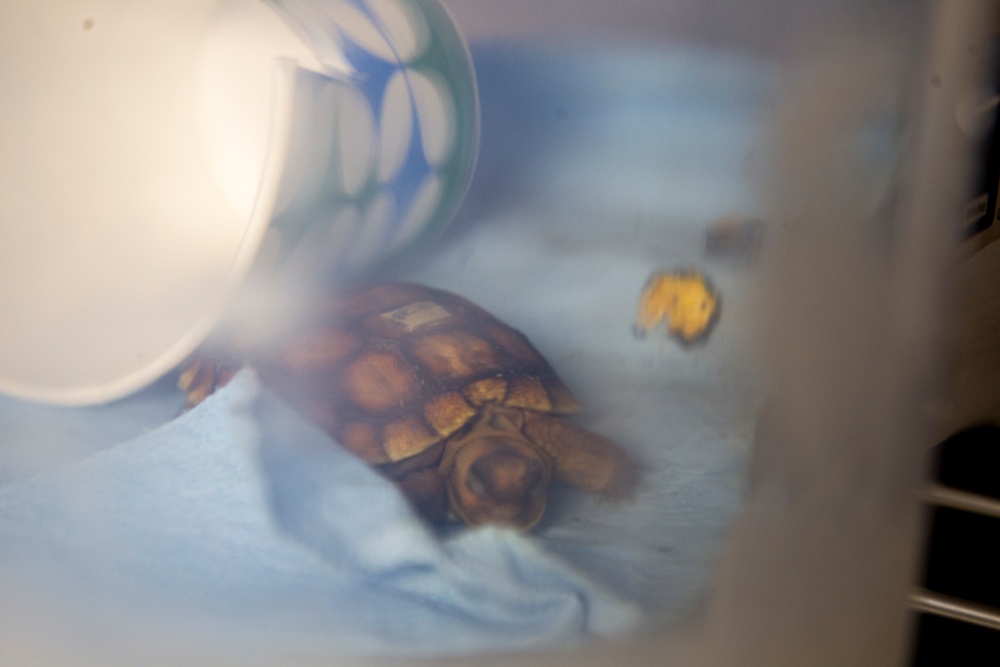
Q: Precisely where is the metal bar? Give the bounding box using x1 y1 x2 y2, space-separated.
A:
910 589 1000 631
924 484 1000 520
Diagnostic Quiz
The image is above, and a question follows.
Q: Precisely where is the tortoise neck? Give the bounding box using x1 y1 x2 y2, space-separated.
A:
477 403 528 433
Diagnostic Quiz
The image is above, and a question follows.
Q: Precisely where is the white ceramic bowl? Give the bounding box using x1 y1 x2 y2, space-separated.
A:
0 0 478 405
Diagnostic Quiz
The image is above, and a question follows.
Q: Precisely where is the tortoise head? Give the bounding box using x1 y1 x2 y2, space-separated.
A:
444 434 553 530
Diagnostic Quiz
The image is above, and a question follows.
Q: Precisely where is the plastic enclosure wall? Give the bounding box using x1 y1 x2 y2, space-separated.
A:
441 2 993 666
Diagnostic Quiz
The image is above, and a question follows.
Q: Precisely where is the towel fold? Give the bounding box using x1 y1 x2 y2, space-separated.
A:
0 370 640 659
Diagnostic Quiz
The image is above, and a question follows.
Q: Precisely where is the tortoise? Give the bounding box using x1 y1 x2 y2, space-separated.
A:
180 282 633 530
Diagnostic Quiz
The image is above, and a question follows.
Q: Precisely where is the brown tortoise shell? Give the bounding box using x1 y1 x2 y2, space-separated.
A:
252 283 581 466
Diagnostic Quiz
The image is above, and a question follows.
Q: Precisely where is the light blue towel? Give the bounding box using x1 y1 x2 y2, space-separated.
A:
0 370 640 658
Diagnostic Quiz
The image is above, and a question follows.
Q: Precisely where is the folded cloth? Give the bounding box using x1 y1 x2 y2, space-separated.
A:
0 370 640 660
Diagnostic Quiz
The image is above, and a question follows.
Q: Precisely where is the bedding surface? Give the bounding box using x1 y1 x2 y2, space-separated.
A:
0 44 770 659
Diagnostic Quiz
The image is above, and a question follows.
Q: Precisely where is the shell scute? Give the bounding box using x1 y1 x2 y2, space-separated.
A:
268 330 362 371
343 350 421 413
341 421 386 462
424 391 477 437
463 377 508 406
411 330 504 380
504 376 552 411
383 417 440 461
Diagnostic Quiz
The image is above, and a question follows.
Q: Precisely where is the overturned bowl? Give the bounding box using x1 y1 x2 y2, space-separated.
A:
0 0 478 405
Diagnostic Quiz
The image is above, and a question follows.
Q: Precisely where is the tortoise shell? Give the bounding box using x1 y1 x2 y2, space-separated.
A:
253 282 581 467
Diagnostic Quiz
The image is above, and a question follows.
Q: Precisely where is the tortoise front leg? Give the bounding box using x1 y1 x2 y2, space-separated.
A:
521 412 636 500
395 468 449 524
177 355 241 410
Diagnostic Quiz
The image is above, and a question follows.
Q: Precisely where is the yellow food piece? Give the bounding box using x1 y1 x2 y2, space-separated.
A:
634 270 720 344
